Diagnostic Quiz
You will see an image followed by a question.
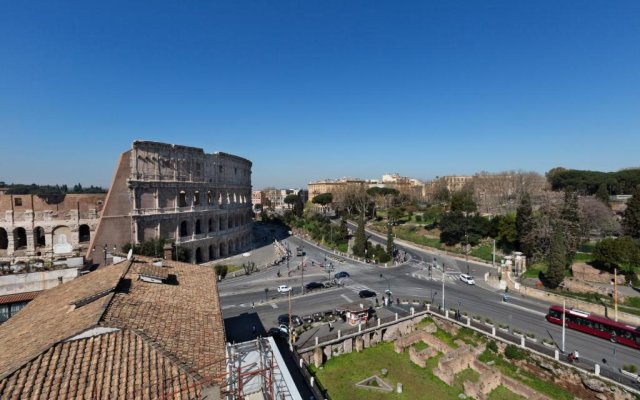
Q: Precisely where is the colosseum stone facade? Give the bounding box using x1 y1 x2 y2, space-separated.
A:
89 140 253 265
0 193 105 261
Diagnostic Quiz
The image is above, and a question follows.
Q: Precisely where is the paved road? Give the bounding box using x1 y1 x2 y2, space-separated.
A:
219 232 640 389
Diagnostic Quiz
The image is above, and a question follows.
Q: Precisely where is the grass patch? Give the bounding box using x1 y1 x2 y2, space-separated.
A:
310 342 461 400
413 341 429 352
487 385 527 400
452 368 480 392
470 244 499 263
415 316 434 329
394 227 443 250
523 262 547 279
433 328 458 349
573 252 593 263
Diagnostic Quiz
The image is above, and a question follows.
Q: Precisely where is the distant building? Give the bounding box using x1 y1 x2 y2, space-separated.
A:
0 256 227 399
252 190 267 210
259 188 307 210
308 174 422 202
89 140 253 264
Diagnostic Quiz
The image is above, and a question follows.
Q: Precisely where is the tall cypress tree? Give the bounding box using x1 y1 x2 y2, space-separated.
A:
560 191 581 267
352 212 367 257
622 186 640 239
386 223 394 257
545 229 567 289
515 193 533 253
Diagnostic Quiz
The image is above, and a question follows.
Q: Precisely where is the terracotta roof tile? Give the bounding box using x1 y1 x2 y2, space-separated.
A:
0 257 227 399
0 330 201 399
0 290 41 305
0 261 128 381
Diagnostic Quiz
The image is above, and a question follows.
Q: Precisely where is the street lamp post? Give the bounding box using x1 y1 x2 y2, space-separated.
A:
103 244 108 266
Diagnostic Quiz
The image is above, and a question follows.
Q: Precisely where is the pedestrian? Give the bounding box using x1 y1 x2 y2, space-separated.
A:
328 322 333 331
252 301 255 309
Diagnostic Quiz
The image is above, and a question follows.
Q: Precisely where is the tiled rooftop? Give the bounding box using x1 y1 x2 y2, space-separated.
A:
0 257 226 399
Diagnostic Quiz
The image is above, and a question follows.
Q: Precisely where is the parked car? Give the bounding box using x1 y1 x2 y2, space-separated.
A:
335 271 350 279
296 246 305 256
277 285 292 293
459 274 475 285
277 314 302 327
305 281 323 291
267 327 289 340
358 289 376 298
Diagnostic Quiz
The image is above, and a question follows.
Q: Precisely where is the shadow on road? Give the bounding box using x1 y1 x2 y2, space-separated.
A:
224 312 266 342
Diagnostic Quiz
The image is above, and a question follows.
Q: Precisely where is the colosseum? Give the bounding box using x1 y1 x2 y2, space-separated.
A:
89 140 253 265
0 193 105 261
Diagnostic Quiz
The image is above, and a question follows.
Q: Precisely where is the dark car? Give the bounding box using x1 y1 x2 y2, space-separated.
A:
335 271 350 279
305 281 324 291
358 289 376 298
277 314 302 327
267 327 289 340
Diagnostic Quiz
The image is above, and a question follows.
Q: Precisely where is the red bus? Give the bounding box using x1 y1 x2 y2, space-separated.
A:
546 305 640 350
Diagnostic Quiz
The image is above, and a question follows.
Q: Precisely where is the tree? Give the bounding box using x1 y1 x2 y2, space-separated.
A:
545 229 567 289
622 186 640 239
450 190 477 213
515 194 533 250
596 183 610 206
578 196 620 239
559 191 581 267
497 213 518 252
352 212 367 257
312 192 333 206
439 211 466 246
293 195 304 217
593 236 640 274
283 194 299 209
386 223 394 257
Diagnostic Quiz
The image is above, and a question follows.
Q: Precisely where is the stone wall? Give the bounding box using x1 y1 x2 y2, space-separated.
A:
432 344 476 385
572 263 625 284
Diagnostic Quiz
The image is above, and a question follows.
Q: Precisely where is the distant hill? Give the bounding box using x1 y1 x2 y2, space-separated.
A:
1 182 107 195
546 167 640 195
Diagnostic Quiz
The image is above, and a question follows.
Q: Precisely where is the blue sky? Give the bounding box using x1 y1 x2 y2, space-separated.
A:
1 1 639 189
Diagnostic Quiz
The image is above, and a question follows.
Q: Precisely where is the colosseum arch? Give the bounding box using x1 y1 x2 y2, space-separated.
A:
219 242 227 258
34 226 46 247
0 228 8 250
78 224 91 243
52 226 72 254
195 220 202 235
209 244 215 260
13 228 27 250
179 221 189 237
178 191 188 208
195 247 203 263
208 218 213 232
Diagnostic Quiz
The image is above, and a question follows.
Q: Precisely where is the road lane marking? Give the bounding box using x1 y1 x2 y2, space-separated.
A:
341 294 353 303
271 303 278 309
505 302 546 317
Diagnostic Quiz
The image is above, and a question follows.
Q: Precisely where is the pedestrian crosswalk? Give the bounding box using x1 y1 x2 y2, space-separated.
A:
410 272 460 283
345 283 374 293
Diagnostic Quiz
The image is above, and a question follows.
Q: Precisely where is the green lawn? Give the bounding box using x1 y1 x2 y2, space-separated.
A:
413 341 429 352
487 385 527 400
310 342 462 400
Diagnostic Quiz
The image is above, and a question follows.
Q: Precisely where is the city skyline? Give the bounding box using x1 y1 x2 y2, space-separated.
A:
1 1 639 189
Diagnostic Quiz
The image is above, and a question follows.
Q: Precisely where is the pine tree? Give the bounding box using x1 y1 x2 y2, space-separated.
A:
622 186 640 239
352 212 367 257
545 229 567 289
515 194 533 253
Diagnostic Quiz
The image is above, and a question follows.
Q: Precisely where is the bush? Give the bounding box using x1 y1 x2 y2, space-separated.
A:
623 364 638 374
504 344 526 360
214 265 228 279
487 340 498 353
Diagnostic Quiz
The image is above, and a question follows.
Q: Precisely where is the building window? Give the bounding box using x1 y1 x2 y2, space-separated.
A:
14 198 22 206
